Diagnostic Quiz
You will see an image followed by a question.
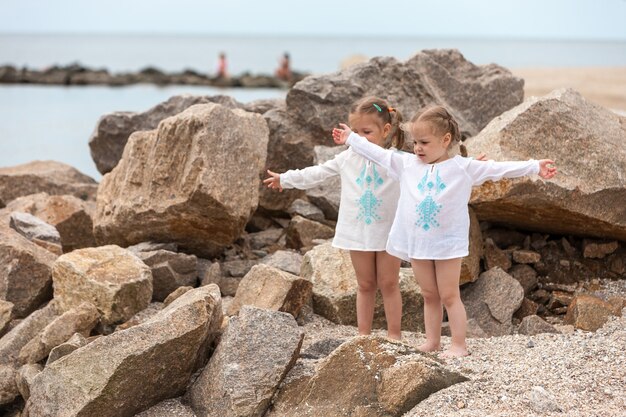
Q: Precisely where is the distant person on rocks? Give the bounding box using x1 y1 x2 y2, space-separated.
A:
275 52 291 81
264 96 406 340
332 105 557 358
216 52 228 79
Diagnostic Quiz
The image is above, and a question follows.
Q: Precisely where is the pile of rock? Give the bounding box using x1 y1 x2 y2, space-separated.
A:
1 49 625 416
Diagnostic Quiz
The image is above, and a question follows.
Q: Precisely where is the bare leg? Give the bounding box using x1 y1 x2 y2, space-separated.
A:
435 258 468 358
376 251 402 340
349 251 377 336
411 259 442 352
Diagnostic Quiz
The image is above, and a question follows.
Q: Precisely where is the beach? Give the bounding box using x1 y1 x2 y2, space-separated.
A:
512 66 626 113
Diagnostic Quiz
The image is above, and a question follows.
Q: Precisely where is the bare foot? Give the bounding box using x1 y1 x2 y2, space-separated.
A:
417 341 441 352
387 332 402 341
439 346 469 358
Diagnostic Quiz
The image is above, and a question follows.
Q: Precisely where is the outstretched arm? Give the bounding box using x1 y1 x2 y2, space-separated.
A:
332 123 405 180
263 152 344 192
465 158 556 185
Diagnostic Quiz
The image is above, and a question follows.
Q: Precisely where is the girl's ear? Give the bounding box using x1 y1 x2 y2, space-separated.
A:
383 123 392 137
442 132 452 148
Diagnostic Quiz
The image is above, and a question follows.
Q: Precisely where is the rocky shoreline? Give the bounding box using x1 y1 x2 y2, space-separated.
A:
0 63 308 88
1 49 625 416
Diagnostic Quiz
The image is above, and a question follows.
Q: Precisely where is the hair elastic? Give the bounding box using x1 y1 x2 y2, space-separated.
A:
388 106 395 112
373 103 382 112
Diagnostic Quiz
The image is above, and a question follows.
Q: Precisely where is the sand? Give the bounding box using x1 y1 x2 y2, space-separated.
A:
512 67 626 114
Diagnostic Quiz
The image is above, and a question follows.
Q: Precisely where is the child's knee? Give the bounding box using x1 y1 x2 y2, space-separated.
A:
440 293 462 308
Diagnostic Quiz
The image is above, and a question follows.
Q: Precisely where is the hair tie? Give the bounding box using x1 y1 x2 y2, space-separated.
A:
373 103 382 112
388 106 395 113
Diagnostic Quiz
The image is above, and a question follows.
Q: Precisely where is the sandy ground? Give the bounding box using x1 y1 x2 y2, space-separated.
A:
511 67 626 114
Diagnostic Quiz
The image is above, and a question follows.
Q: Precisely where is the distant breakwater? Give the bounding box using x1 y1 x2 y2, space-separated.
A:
0 64 308 88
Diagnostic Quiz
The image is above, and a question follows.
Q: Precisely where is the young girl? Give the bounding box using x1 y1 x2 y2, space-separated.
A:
264 97 405 340
332 106 557 357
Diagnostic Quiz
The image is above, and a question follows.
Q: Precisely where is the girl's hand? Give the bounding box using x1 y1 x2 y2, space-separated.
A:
332 123 352 145
476 152 488 161
263 169 283 192
538 159 557 179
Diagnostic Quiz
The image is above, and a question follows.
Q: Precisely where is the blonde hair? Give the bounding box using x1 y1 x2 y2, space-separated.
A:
350 96 405 150
406 105 461 144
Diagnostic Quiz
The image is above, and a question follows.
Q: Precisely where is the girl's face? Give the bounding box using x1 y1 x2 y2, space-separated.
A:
411 121 452 164
348 113 391 147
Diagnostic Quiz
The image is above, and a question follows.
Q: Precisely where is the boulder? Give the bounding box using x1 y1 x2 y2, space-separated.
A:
24 285 222 417
228 264 312 317
260 250 303 276
6 192 96 252
89 94 244 174
509 264 538 295
467 89 626 241
564 294 616 331
0 300 14 336
9 211 62 255
461 267 524 336
0 160 97 207
260 49 524 212
187 306 303 417
518 315 559 335
460 207 483 285
483 238 512 271
132 249 197 302
0 225 57 318
287 198 325 222
16 363 43 401
268 336 468 416
94 103 268 258
46 333 89 366
52 245 153 325
285 215 335 250
301 243 424 331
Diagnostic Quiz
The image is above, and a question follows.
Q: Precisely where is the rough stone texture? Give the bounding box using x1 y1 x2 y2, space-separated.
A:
24 285 222 417
518 315 559 335
304 146 345 221
163 286 193 306
9 211 61 247
467 88 626 241
227 264 313 317
564 294 616 331
0 160 98 207
248 228 284 250
513 298 540 321
94 103 268 258
301 243 424 331
115 302 163 332
260 49 524 212
135 397 197 417
0 300 13 336
483 238 512 272
460 208 483 285
483 227 527 249
133 249 197 301
260 250 303 276
6 192 96 252
583 239 619 259
198 259 222 287
18 302 100 364
52 245 153 325
461 267 524 336
89 94 244 174
16 363 42 401
512 249 541 264
509 264 538 295
0 224 57 318
287 198 325 222
0 302 58 405
187 306 303 417
285 215 335 250
46 333 89 366
268 336 468 416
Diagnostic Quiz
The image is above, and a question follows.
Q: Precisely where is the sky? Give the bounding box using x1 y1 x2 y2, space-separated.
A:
1 0 626 40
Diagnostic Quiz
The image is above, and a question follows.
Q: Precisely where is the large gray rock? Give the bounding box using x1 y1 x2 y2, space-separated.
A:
6 192 96 252
9 211 62 255
52 245 153 325
260 250 303 276
461 267 524 336
260 49 524 212
268 336 468 416
0 225 57 318
187 306 303 417
301 243 424 331
467 88 626 241
227 264 312 317
0 161 98 207
89 94 244 174
94 103 269 258
24 285 222 417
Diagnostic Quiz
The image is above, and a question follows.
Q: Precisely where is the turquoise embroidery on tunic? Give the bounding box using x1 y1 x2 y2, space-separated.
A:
356 163 384 225
415 168 446 231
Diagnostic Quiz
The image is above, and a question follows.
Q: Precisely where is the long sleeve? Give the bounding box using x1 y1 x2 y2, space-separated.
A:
463 158 540 186
346 132 405 180
280 152 344 189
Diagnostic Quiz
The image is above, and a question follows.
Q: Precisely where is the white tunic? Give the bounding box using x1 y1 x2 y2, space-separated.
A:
346 132 540 261
280 148 401 251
